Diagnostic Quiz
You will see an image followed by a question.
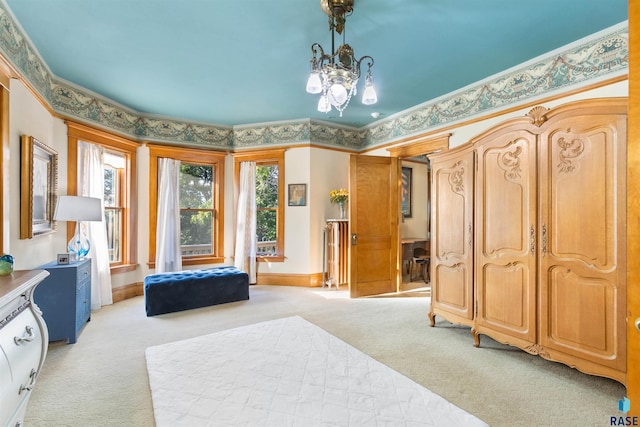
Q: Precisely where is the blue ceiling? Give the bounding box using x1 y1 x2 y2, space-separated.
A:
4 0 628 128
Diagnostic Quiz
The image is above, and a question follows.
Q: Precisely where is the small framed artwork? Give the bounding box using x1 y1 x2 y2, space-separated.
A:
401 166 413 218
288 183 307 206
57 253 70 265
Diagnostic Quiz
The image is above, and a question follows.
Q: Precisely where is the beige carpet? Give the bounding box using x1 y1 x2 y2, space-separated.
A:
25 285 625 426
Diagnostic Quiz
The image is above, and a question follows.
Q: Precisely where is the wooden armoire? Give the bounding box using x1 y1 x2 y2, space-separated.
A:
428 98 627 384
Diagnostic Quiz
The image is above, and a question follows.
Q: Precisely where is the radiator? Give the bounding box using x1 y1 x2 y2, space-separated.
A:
325 220 349 288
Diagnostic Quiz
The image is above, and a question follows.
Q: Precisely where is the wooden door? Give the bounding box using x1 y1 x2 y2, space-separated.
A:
474 127 538 349
428 146 475 327
349 155 399 297
538 103 627 383
628 0 640 412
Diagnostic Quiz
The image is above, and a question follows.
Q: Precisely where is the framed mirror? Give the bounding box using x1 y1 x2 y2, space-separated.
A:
20 135 58 239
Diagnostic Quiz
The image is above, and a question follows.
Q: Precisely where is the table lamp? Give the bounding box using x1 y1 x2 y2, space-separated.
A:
54 196 103 260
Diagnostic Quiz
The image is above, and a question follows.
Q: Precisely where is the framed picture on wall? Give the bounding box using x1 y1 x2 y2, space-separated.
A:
20 135 58 239
401 166 412 218
288 183 307 206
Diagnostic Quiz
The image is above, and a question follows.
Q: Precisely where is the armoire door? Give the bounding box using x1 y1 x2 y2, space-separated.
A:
473 127 538 349
428 146 475 327
538 105 627 381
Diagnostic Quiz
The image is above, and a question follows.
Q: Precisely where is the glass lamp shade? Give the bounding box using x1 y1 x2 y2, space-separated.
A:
328 83 348 107
306 72 322 94
317 94 331 113
362 82 378 105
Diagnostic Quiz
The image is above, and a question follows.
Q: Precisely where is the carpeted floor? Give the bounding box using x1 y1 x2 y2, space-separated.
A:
25 285 625 426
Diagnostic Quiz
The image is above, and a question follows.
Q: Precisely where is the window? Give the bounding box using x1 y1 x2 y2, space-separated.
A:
103 151 126 263
179 163 215 257
67 122 138 274
148 145 225 267
256 164 278 256
234 149 285 261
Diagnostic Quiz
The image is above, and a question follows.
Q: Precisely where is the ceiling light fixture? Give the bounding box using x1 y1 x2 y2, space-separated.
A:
306 0 377 117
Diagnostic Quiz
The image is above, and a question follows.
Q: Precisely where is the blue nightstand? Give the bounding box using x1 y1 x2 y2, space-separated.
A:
33 258 91 344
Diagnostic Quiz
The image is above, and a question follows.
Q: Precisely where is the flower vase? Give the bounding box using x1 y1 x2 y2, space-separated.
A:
338 202 347 219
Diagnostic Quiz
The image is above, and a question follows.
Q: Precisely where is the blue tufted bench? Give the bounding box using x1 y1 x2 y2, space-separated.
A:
144 266 249 316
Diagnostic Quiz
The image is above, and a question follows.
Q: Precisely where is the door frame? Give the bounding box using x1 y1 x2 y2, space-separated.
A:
387 134 451 287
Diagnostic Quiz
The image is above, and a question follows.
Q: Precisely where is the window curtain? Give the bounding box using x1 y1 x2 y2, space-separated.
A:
77 141 113 309
156 158 182 273
234 161 257 284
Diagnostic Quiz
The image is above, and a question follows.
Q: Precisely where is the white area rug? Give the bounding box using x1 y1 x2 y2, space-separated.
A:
145 316 487 426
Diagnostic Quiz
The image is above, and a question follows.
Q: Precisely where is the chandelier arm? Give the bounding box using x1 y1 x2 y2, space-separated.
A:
311 43 325 58
356 55 375 70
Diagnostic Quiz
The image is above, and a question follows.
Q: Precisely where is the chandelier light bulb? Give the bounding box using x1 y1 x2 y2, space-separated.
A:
318 94 331 113
306 72 322 94
328 83 348 106
362 82 378 105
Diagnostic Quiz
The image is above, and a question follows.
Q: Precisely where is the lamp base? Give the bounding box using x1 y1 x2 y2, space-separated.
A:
68 222 90 261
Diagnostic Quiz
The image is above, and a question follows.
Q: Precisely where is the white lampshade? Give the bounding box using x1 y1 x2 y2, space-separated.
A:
306 72 322 94
328 83 348 106
54 196 103 222
317 94 331 113
362 82 378 105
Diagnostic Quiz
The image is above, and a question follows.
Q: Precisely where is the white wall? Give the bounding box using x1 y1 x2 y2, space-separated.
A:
310 147 350 273
9 79 68 270
248 146 350 275
400 160 429 240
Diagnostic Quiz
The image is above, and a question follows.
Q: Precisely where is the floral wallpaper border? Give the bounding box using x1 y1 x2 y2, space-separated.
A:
0 3 628 151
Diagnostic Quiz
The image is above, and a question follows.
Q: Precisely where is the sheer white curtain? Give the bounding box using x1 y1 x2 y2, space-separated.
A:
234 161 257 284
77 141 113 309
156 158 182 273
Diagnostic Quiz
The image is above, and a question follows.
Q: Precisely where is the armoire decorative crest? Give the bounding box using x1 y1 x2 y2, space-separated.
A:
527 106 549 127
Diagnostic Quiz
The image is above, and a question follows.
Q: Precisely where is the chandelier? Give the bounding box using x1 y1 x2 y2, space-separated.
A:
305 0 377 117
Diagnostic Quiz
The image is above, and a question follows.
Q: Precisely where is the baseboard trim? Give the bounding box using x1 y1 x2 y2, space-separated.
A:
257 273 324 287
110 273 326 303
112 282 144 303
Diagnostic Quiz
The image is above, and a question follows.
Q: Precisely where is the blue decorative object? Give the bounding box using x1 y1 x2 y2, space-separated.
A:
0 254 14 276
68 229 90 260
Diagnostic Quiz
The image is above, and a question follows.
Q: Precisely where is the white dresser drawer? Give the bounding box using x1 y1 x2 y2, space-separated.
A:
0 307 43 426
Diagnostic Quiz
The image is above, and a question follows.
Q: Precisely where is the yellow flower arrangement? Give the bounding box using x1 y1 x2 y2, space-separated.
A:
329 188 349 204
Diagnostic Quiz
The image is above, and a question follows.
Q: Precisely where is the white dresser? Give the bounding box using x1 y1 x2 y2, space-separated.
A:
0 270 49 427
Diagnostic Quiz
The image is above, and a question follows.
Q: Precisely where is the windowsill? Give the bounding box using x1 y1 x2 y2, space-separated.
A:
257 256 285 263
109 263 138 274
147 256 226 270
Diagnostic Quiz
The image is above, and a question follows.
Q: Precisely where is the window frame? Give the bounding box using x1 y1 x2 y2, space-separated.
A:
148 145 226 268
233 149 285 262
103 153 126 264
66 121 139 274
